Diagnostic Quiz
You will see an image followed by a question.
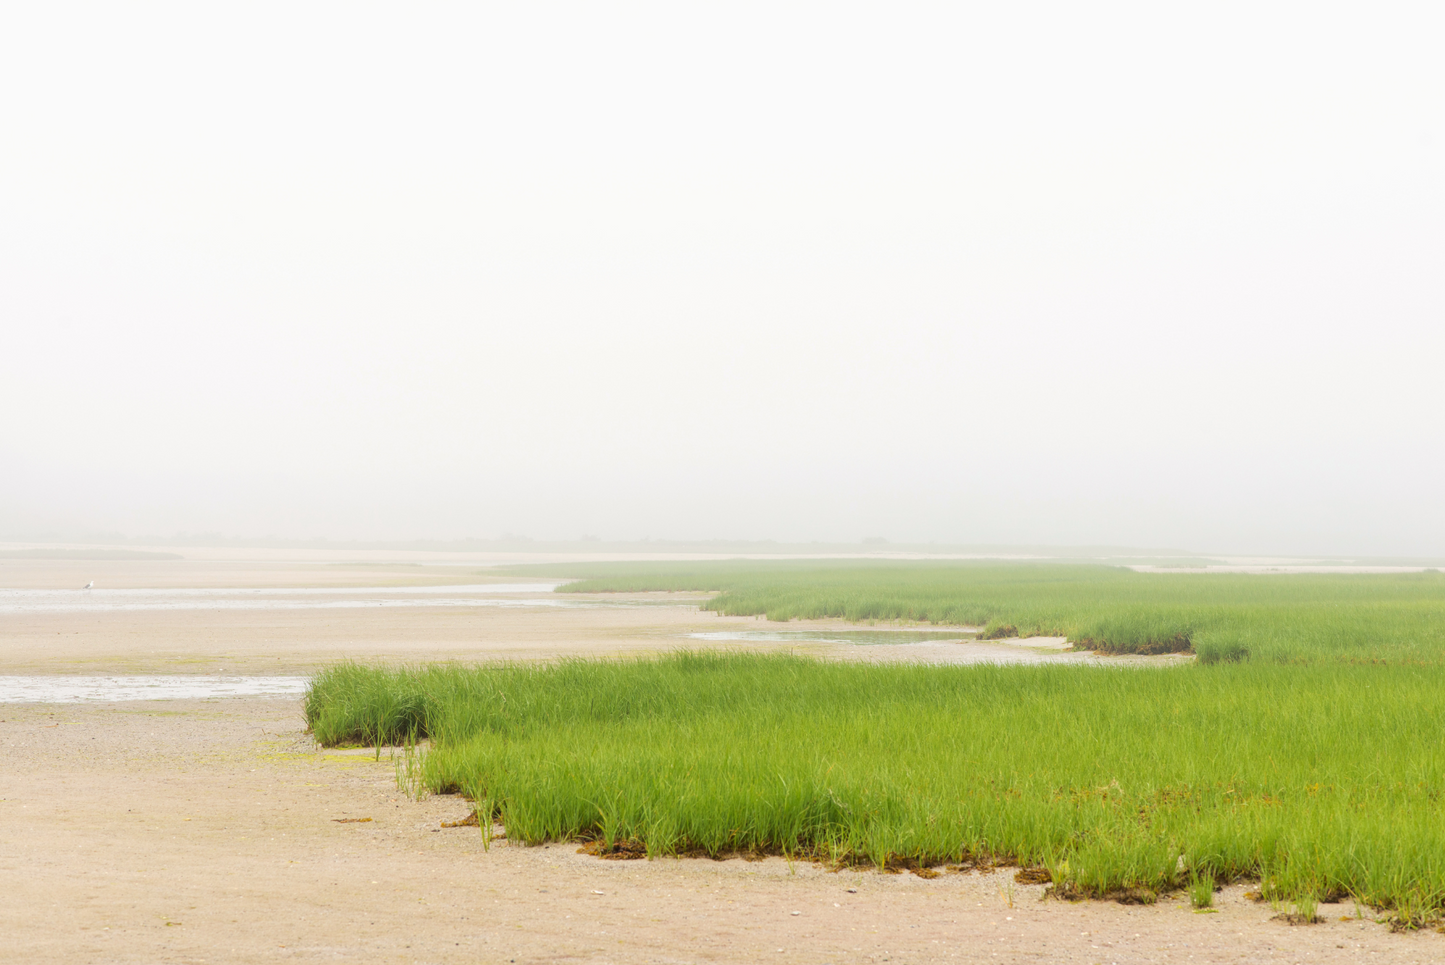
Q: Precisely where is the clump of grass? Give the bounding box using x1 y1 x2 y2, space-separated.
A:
1189 872 1215 909
308 652 1445 914
305 661 432 747
495 559 1445 663
1196 640 1250 664
1278 893 1322 925
1385 891 1443 931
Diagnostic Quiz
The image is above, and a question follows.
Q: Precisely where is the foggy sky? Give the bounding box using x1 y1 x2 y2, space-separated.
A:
2 2 1442 555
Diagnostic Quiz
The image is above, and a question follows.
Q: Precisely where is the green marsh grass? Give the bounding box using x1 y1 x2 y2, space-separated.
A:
507 560 1445 662
308 653 1445 914
1189 871 1215 909
1293 893 1320 924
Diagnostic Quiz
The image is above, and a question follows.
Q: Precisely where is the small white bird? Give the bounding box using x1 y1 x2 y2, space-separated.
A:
82 581 94 590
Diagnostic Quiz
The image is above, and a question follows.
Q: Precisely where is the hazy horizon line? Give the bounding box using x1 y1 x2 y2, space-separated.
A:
4 534 1444 566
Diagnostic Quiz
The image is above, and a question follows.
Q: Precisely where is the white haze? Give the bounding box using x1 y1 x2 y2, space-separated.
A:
1 2 1442 556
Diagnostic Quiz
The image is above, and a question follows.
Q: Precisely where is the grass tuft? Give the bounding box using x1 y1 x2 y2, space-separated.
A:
1189 872 1215 909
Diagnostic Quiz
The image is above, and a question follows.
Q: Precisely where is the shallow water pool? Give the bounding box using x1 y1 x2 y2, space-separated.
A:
0 583 580 614
0 675 310 703
688 629 975 646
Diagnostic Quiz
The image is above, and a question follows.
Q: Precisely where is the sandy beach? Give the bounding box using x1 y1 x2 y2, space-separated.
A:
0 556 1431 963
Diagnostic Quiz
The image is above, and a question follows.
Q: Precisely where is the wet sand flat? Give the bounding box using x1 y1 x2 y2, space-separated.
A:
0 581 1143 677
0 603 1174 676
0 558 511 591
0 585 723 676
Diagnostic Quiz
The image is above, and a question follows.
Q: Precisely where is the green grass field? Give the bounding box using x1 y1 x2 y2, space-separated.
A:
307 653 1445 920
305 562 1445 920
500 560 1445 663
